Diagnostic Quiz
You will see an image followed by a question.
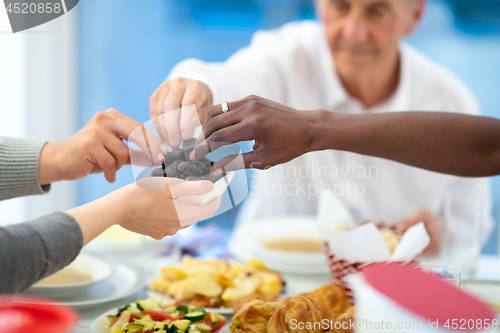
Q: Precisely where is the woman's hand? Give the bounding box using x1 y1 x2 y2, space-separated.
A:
67 180 220 245
39 109 168 185
190 95 320 171
150 78 212 149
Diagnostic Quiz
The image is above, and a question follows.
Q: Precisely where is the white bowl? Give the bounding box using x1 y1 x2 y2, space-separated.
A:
136 170 235 205
251 217 326 265
229 216 329 274
25 252 113 299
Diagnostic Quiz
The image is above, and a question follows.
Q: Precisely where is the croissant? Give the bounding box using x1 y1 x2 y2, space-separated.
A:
267 295 323 333
332 306 355 333
302 284 352 322
230 299 282 333
232 293 280 314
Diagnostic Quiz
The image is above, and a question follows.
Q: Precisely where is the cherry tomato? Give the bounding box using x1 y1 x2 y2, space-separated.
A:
212 317 226 332
140 310 175 322
129 314 140 323
203 315 226 332
109 317 119 327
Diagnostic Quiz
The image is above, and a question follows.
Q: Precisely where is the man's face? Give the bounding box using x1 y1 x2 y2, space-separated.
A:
318 0 422 79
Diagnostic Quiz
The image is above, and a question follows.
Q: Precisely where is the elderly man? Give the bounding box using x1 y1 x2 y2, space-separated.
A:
150 0 493 252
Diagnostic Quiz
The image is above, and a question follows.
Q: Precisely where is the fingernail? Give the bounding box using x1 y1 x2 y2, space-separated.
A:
160 144 169 154
157 153 164 163
181 131 189 140
206 182 214 192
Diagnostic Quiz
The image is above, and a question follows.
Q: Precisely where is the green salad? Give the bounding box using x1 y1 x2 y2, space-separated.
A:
105 298 226 333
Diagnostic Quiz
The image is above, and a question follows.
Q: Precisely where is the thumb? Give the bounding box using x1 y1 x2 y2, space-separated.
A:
169 180 215 197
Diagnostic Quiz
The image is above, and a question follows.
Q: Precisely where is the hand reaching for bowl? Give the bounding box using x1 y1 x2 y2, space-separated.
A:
150 78 213 149
39 109 168 185
189 95 320 172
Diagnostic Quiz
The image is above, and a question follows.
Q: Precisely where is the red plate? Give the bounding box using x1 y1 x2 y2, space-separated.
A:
0 296 78 333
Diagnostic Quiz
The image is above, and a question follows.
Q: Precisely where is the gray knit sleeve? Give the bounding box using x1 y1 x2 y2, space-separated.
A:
0 212 83 293
0 136 51 201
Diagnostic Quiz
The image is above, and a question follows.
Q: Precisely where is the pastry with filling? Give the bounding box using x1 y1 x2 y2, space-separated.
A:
232 293 280 314
230 299 281 333
332 306 355 333
301 284 352 322
267 295 323 333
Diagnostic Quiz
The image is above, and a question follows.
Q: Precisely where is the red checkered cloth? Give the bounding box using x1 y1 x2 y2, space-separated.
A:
323 222 421 302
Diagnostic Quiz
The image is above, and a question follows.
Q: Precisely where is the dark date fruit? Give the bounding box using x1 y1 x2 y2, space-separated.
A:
164 166 179 178
182 138 197 151
151 168 165 177
198 157 211 170
182 138 197 159
150 138 224 183
163 149 186 167
177 161 206 176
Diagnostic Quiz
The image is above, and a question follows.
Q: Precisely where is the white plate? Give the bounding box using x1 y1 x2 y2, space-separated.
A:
146 290 234 315
91 302 231 333
461 280 500 314
25 260 147 310
25 252 113 298
228 216 329 274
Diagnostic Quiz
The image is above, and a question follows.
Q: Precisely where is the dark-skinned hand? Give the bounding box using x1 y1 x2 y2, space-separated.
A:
189 95 319 172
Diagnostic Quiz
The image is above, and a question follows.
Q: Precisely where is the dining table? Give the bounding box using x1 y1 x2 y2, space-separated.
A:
71 254 500 333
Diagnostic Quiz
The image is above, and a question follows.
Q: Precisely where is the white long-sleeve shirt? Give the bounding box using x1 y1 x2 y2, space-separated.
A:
167 20 493 240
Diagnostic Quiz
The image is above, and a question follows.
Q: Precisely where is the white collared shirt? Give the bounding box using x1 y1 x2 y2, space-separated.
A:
168 20 493 240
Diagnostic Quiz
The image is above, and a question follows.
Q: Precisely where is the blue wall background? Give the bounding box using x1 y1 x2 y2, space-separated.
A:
76 0 500 254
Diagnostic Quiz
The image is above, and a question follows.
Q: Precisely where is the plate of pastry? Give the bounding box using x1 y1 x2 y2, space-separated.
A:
230 284 355 333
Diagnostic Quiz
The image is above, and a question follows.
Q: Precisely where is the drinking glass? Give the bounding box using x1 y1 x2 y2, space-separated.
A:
440 195 484 280
417 265 461 288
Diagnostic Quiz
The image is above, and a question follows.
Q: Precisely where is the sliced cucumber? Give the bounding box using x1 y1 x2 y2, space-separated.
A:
164 306 177 313
193 323 212 332
117 304 131 316
210 312 221 325
137 298 160 311
167 324 181 333
189 330 201 333
124 323 144 333
188 307 207 314
176 305 189 313
111 310 131 329
155 322 167 330
172 319 191 332
110 328 126 333
184 311 206 322
135 320 155 331
140 314 153 322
